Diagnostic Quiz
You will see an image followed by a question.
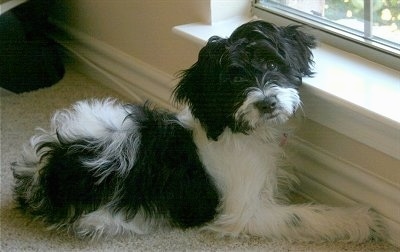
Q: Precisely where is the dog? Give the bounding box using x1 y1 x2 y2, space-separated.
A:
11 20 383 242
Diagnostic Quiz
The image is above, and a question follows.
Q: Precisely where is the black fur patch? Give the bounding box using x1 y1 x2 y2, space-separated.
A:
116 105 220 227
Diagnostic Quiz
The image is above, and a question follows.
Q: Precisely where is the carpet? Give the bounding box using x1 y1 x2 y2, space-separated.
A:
1 66 397 251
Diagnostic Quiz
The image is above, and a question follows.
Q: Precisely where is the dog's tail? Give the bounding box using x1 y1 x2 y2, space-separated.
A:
11 128 66 224
10 99 140 229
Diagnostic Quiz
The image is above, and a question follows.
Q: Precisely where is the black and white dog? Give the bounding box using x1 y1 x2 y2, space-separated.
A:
12 21 382 242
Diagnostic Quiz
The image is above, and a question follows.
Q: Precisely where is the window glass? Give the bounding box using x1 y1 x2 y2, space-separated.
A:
258 0 399 52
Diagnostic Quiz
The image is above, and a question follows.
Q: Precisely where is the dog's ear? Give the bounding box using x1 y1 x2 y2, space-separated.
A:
173 36 227 106
173 36 234 140
280 25 316 78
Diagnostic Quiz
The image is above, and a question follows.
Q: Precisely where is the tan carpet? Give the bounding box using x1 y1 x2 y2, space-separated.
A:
1 66 398 251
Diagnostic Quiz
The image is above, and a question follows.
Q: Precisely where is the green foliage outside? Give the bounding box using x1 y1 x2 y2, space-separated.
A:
325 0 399 27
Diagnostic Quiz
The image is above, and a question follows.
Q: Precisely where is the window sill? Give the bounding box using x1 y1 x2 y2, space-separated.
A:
173 18 400 159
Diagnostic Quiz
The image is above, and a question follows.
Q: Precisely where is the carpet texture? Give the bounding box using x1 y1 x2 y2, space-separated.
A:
1 66 398 251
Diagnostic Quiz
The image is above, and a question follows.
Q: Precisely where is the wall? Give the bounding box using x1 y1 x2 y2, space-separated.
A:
51 0 208 76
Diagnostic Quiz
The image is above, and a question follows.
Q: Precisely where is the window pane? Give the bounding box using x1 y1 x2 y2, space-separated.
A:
259 0 399 49
368 0 399 43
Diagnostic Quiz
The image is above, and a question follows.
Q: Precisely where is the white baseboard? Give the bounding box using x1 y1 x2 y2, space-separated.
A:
49 19 399 247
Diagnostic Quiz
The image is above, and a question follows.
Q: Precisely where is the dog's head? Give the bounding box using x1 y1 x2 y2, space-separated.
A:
174 20 316 140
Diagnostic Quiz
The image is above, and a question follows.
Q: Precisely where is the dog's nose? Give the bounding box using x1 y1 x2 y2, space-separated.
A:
255 97 277 113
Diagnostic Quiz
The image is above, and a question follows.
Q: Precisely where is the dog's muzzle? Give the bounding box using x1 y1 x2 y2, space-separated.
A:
254 96 278 114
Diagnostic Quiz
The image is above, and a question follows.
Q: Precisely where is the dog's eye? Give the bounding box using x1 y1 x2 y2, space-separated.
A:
233 76 246 83
266 62 278 71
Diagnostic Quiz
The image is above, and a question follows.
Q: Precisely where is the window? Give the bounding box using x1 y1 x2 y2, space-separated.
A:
254 0 400 70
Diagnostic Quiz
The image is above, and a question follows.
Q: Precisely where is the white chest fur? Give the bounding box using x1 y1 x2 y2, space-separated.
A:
194 124 282 203
178 109 285 235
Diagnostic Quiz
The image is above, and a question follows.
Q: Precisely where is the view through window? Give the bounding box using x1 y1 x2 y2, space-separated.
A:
258 0 399 52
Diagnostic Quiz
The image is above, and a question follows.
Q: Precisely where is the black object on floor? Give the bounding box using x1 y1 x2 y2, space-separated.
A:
0 0 64 93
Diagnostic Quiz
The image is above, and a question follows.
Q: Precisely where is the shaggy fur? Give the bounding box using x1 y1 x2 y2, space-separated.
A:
12 20 383 242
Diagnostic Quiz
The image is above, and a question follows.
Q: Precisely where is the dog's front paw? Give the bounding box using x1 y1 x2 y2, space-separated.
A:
365 208 385 241
201 214 248 238
343 206 385 243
